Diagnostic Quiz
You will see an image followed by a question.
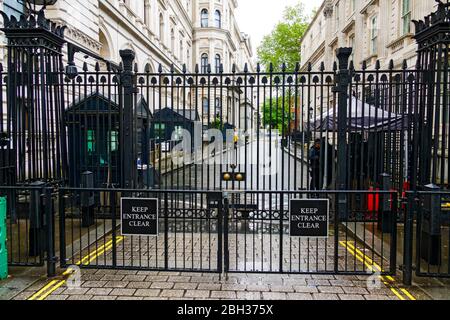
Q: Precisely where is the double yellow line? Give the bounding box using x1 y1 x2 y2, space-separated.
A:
339 240 416 301
28 236 124 301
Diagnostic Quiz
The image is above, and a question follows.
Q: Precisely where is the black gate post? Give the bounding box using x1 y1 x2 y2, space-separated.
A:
0 7 67 185
335 48 352 220
413 2 450 188
119 50 137 189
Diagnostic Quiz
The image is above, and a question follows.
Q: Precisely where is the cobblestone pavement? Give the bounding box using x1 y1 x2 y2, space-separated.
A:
12 269 424 300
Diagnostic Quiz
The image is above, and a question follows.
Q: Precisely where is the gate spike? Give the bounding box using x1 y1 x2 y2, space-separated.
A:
158 63 163 73
256 63 261 73
333 61 338 71
0 63 3 72
134 63 138 73
402 59 408 70
95 62 100 72
416 58 421 70
83 61 88 72
307 62 312 72
375 60 381 70
268 63 273 73
295 62 300 72
349 60 354 71
207 63 211 73
389 59 394 70
320 61 325 72
362 60 367 70
145 63 151 73
170 64 175 73
195 63 199 74
281 63 286 72
182 64 187 73
219 63 224 74
232 64 236 74
244 63 249 73
106 62 111 72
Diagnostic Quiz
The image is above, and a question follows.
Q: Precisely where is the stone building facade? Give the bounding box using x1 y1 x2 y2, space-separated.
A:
0 0 255 124
300 0 437 71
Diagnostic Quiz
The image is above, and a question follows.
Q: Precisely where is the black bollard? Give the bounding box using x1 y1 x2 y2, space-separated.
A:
80 171 95 228
378 173 393 234
420 184 441 266
29 181 45 257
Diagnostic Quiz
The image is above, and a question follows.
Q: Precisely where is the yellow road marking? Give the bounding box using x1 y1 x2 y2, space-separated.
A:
339 240 416 301
37 280 66 301
29 236 124 300
28 280 59 301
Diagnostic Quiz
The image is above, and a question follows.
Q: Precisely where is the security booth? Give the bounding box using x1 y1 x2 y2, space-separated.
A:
65 93 153 189
151 107 200 151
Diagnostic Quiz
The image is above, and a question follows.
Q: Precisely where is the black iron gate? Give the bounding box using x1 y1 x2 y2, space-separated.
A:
58 187 398 276
0 2 449 282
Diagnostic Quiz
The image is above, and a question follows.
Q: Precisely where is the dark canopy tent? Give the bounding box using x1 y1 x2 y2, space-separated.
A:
65 93 152 188
309 97 406 132
307 96 410 190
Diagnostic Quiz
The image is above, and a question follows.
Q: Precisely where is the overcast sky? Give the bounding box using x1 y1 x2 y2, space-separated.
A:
235 0 323 57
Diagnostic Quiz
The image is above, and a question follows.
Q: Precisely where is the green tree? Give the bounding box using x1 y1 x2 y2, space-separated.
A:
257 3 310 72
262 95 292 134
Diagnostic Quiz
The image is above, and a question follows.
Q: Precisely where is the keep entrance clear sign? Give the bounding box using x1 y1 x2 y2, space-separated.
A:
121 198 159 236
289 199 329 238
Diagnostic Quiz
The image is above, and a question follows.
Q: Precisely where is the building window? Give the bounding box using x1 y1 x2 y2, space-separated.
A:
402 0 412 35
201 9 208 27
159 13 164 41
201 53 209 73
214 10 221 28
144 0 151 27
179 40 183 60
349 34 355 62
3 0 25 18
334 3 340 30
215 54 221 73
170 28 175 52
215 98 221 116
202 98 209 115
371 16 378 55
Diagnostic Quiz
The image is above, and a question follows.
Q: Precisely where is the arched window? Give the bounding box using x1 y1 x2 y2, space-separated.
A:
202 97 209 115
214 10 221 28
201 53 209 73
215 54 221 73
159 13 164 42
201 9 208 27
